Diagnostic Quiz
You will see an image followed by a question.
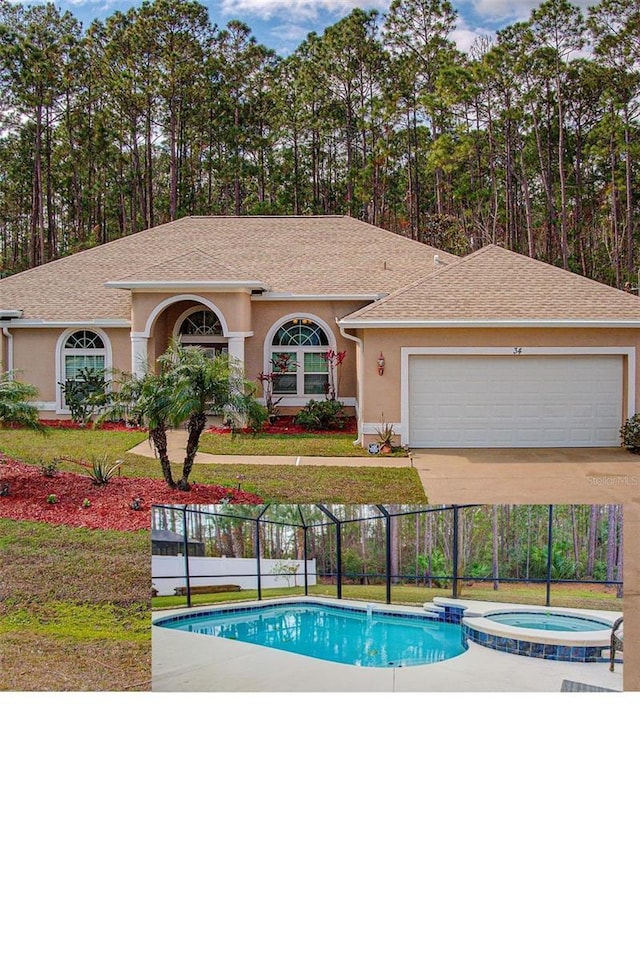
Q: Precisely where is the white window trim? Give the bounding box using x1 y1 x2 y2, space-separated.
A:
263 313 337 403
55 327 113 415
172 306 228 346
397 345 636 447
144 294 230 338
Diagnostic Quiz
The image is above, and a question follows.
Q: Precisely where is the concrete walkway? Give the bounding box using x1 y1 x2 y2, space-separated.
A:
127 433 412 468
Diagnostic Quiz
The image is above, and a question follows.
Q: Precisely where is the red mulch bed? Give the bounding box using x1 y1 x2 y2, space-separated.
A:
207 415 357 435
37 420 140 431
0 458 262 531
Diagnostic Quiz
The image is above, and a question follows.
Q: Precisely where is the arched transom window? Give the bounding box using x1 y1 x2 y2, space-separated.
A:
63 330 107 381
177 308 227 359
178 309 224 338
270 318 331 397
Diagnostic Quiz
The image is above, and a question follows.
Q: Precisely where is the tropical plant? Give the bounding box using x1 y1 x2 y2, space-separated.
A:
161 341 260 489
257 353 296 419
0 371 46 432
84 455 123 485
59 367 108 424
103 341 261 490
323 349 346 401
375 420 397 448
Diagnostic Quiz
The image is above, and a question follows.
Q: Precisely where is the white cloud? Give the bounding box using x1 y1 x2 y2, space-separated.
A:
221 0 389 22
453 25 493 53
468 0 590 24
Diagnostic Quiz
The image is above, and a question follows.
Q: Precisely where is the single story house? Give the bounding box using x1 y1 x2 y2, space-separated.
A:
2 215 639 448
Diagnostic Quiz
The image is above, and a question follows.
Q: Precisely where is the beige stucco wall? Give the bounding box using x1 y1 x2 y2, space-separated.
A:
10 325 131 413
356 326 640 429
141 295 361 410
131 290 253 338
246 299 360 406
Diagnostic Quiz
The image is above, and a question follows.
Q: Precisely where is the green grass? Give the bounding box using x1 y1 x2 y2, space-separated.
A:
1 428 425 503
198 431 371 457
0 518 150 690
152 580 622 612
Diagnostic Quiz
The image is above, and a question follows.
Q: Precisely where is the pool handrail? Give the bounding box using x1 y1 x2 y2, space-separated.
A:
609 617 624 672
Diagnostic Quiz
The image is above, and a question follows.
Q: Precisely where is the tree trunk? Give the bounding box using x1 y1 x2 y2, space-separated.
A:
178 412 207 489
150 425 175 488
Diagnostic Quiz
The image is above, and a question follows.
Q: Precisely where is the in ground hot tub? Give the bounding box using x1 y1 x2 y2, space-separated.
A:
462 607 618 662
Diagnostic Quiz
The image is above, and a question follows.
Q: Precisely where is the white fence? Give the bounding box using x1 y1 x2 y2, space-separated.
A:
152 556 317 596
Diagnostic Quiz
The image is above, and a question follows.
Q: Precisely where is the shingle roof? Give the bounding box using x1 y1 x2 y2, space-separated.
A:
0 216 455 321
345 244 640 322
116 248 241 282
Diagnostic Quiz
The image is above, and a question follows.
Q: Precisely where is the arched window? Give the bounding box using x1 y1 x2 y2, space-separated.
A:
176 308 227 359
63 330 107 382
269 318 331 397
178 309 223 338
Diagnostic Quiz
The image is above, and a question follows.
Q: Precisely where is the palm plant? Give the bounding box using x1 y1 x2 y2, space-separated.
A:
104 367 178 488
0 371 46 431
160 341 253 490
104 342 257 490
0 371 46 487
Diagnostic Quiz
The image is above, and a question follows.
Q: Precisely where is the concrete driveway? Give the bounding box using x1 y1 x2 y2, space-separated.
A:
410 447 640 505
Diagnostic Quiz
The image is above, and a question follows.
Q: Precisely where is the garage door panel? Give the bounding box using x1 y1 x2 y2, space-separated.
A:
408 355 623 448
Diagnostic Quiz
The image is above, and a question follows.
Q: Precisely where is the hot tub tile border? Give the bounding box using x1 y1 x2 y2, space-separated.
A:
464 623 612 663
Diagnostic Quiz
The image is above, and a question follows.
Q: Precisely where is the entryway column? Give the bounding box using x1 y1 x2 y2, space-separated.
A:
131 333 150 377
226 333 249 372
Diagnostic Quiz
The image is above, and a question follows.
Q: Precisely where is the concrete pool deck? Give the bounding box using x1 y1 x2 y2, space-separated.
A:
152 598 623 693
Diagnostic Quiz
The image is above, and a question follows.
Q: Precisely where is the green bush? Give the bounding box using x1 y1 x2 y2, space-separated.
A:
243 397 269 433
60 368 108 424
294 399 347 431
620 414 640 454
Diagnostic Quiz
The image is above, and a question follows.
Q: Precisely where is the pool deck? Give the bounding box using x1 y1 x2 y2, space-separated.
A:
152 598 623 693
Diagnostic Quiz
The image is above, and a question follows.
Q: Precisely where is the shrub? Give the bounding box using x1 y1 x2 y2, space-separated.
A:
82 498 91 508
294 399 347 431
84 455 123 485
243 396 269 433
620 414 640 454
60 368 109 424
47 494 58 504
39 458 61 478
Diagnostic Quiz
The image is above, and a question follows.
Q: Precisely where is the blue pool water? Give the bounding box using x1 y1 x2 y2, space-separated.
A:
159 602 467 667
484 611 610 632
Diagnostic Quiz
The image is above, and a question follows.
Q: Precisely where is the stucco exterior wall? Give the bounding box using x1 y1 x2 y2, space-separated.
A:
246 299 360 406
9 325 131 413
141 295 362 410
356 326 640 430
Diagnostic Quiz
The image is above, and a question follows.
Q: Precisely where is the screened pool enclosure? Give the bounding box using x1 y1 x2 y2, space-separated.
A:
151 503 623 609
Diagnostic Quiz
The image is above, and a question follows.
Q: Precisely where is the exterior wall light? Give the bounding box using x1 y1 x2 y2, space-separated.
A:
377 352 385 375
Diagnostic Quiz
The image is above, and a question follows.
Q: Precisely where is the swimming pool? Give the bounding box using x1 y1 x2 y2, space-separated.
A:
156 600 467 668
483 611 611 632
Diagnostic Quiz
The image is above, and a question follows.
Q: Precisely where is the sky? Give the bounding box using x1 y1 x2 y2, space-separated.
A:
7 0 591 54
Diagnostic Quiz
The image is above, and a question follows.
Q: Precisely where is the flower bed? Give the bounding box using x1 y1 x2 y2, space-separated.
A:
0 458 262 531
207 415 357 436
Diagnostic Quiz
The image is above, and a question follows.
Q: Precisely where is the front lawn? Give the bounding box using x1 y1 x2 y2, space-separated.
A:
1 428 426 504
0 519 150 691
198 431 371 457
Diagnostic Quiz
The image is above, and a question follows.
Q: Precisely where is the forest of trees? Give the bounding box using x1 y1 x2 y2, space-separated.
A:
152 503 624 593
1 0 639 289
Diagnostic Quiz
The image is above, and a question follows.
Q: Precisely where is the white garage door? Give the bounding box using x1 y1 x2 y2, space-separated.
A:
408 355 623 448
